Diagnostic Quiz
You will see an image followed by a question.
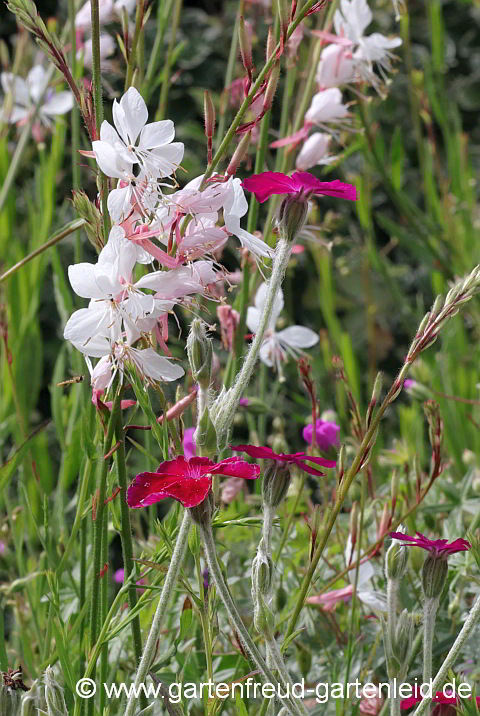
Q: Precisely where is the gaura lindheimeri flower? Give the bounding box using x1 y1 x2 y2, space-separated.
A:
246 283 319 375
307 535 386 612
92 87 184 221
388 532 471 556
0 66 73 126
242 170 357 204
230 444 336 476
316 44 357 90
127 456 260 509
295 133 334 171
303 418 340 452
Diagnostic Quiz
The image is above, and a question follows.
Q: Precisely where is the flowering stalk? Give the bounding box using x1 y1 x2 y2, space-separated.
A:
157 0 183 120
284 266 480 643
412 596 480 716
212 238 292 449
122 510 192 716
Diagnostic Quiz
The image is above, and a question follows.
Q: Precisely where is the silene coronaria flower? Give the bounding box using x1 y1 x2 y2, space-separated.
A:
231 444 336 476
242 170 357 204
303 418 340 452
388 532 471 557
127 456 260 509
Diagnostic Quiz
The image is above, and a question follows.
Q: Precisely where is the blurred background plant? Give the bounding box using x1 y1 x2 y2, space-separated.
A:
0 0 479 714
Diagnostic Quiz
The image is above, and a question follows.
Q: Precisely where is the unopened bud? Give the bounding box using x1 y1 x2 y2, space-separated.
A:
238 16 253 73
276 583 287 611
252 548 274 598
44 667 67 716
253 593 275 638
195 408 217 455
278 193 309 243
385 535 408 581
187 319 212 388
262 460 291 507
378 502 391 540
277 0 290 37
71 190 104 252
266 26 275 62
422 554 448 599
295 645 312 679
394 610 413 668
263 61 280 111
226 131 252 177
204 90 215 139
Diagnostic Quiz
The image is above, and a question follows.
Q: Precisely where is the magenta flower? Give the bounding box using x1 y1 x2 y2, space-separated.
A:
388 532 471 556
242 171 357 204
230 444 336 476
113 568 146 593
183 427 196 460
127 456 260 509
303 418 340 451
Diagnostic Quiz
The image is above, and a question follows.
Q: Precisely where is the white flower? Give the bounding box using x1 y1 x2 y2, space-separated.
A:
75 0 136 29
333 0 401 82
63 226 216 355
246 283 319 376
295 133 333 171
92 87 184 221
87 342 184 391
78 35 116 70
305 88 351 132
0 66 73 125
345 535 387 611
316 44 357 89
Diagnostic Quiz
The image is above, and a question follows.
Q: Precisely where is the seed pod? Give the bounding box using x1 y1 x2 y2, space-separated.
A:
186 319 212 389
262 460 292 508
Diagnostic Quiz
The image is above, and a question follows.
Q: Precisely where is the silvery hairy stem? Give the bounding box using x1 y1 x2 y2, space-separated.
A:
211 238 292 449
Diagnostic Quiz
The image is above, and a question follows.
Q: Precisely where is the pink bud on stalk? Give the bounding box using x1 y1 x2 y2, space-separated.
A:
238 15 253 91
204 90 216 165
277 0 290 56
226 131 252 176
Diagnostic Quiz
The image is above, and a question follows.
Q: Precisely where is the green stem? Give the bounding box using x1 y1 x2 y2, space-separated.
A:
202 0 325 185
412 596 480 716
283 368 409 643
87 399 118 716
125 0 145 89
123 510 192 716
215 4 240 153
113 393 146 710
156 0 183 120
57 458 92 577
69 0 82 263
142 0 174 102
90 0 110 239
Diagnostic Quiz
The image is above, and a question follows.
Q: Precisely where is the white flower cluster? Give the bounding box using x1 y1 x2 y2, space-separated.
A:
0 65 73 129
63 87 274 399
293 0 402 171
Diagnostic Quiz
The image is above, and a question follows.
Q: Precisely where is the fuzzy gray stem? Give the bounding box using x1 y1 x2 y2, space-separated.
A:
212 238 292 444
266 639 309 716
199 522 300 716
123 510 192 716
422 597 439 684
387 578 398 642
413 595 480 716
389 680 401 716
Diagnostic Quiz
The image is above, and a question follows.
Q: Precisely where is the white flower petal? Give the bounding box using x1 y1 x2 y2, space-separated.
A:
148 142 184 177
42 92 74 116
246 306 261 334
27 66 47 103
93 140 131 179
107 184 132 223
119 87 148 144
68 263 107 299
1 73 29 106
139 119 175 148
277 325 319 349
132 347 184 382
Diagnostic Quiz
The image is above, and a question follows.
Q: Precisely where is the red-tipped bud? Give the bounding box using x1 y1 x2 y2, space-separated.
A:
263 61 280 111
266 26 276 63
277 0 290 37
238 16 253 74
226 130 252 176
204 90 215 139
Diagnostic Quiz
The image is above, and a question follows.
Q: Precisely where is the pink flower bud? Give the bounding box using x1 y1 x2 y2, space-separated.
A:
295 133 332 171
226 130 252 176
216 305 240 351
